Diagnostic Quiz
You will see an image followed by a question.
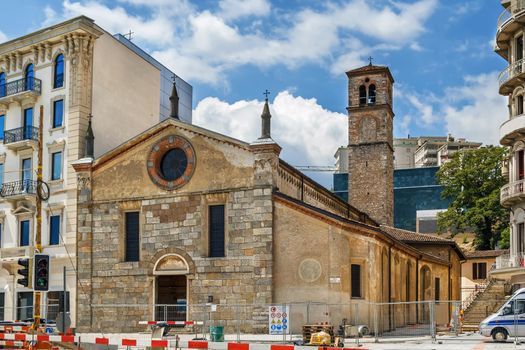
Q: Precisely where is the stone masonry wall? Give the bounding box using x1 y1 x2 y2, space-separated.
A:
77 187 273 333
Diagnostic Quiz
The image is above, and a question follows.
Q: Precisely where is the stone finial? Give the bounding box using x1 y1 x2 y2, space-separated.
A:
85 114 94 158
260 90 271 139
170 76 179 120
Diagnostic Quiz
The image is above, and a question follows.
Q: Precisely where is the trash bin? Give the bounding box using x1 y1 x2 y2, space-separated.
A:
210 325 224 342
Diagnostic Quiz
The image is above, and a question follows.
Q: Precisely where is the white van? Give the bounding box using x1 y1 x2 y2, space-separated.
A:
479 287 525 342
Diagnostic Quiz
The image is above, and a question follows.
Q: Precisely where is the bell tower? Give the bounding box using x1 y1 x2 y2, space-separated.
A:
346 63 394 225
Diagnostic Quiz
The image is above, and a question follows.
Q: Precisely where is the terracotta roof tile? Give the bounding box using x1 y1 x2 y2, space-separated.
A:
465 249 509 259
380 225 454 243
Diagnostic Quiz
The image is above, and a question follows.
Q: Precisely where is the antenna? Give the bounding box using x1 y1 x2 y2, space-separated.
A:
124 30 134 41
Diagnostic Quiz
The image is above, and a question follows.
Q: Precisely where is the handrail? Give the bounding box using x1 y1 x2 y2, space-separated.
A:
497 0 525 30
499 58 524 87
0 77 41 99
501 178 525 202
3 126 39 144
495 252 525 269
0 180 37 197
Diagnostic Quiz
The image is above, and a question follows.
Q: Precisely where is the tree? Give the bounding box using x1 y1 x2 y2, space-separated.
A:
436 146 508 250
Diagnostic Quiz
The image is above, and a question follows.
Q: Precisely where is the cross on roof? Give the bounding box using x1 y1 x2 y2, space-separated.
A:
263 89 271 99
124 29 134 41
368 56 373 66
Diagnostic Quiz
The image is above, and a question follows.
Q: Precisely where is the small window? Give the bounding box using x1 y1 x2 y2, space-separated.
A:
519 150 524 180
518 95 524 115
54 54 64 89
51 151 62 181
46 291 69 322
17 292 33 321
49 215 60 245
20 220 30 247
473 262 487 280
368 84 376 105
351 264 361 298
435 277 440 301
53 100 63 128
359 85 367 106
209 205 225 257
125 212 140 262
0 72 5 97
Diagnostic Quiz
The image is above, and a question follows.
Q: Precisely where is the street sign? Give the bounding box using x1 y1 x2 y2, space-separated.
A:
56 312 71 334
268 305 289 335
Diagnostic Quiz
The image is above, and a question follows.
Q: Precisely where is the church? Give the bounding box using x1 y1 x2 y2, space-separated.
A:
73 64 464 333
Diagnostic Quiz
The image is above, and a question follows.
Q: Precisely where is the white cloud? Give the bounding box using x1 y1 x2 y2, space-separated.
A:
43 6 58 26
401 72 507 145
218 0 270 20
193 91 346 166
0 31 6 43
442 72 507 146
49 0 437 85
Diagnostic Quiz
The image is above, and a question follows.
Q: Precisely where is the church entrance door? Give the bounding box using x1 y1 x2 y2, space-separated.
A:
155 275 187 321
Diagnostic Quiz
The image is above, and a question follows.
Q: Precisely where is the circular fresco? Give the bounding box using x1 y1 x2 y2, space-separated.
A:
298 258 322 283
147 135 196 190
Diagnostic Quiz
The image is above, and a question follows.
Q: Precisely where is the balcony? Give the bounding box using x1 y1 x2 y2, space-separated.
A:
495 0 525 58
500 113 525 146
501 179 525 207
0 78 41 106
0 180 37 202
498 58 525 94
0 246 32 262
492 253 525 279
3 126 39 151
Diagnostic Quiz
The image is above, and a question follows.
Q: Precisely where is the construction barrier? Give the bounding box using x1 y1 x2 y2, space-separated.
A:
139 321 204 326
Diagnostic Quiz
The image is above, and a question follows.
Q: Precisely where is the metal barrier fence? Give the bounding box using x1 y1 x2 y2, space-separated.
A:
88 300 497 344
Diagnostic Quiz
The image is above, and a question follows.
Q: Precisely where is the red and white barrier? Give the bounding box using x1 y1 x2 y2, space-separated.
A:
139 321 204 326
0 325 30 332
0 339 24 347
0 333 368 350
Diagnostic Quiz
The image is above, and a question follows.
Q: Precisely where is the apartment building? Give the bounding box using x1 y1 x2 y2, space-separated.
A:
0 16 192 325
493 0 525 289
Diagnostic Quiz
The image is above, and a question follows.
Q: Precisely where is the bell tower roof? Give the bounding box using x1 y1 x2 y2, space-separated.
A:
345 64 394 83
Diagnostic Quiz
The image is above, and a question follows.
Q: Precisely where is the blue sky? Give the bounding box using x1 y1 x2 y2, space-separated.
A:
0 1 508 187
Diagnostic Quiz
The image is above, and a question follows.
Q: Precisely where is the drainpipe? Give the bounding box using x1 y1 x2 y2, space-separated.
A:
388 245 392 330
416 257 420 324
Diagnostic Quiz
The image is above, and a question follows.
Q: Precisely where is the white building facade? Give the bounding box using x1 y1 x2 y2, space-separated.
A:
0 16 192 325
494 0 525 288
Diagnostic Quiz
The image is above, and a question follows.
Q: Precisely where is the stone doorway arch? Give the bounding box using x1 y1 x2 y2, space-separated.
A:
152 253 192 322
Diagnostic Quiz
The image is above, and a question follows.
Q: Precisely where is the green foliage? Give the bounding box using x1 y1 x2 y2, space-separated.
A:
436 146 509 250
499 227 510 249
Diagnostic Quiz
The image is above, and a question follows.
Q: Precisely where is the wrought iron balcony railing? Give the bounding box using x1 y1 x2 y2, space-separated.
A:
496 252 525 270
0 180 37 198
497 0 525 31
501 178 525 203
0 77 42 99
3 126 39 145
499 58 524 87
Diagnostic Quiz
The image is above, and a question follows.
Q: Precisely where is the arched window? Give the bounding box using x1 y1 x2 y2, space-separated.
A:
25 64 34 91
368 84 376 105
518 95 524 116
54 54 64 88
359 85 367 106
0 72 5 97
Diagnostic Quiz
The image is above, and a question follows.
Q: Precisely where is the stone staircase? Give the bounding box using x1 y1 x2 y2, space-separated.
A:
463 279 508 326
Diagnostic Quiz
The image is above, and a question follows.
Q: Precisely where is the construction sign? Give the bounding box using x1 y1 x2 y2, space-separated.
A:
268 305 290 335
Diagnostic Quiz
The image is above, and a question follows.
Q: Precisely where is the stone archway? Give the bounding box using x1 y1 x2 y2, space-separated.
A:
152 253 193 322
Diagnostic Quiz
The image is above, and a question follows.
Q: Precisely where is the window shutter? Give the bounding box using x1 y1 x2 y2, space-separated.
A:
480 262 487 280
472 263 478 280
125 212 140 262
351 264 361 298
209 205 225 257
50 215 60 245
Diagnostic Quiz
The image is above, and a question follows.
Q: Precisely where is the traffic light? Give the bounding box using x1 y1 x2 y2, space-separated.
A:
17 258 32 288
33 254 49 291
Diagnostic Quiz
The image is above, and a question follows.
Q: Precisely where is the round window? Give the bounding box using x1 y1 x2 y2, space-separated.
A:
147 135 196 190
160 148 188 181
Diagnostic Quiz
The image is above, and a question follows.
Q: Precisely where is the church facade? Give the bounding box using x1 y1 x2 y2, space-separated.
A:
73 65 464 333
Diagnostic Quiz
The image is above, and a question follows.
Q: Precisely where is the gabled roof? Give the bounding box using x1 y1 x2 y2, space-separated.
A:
465 249 508 259
92 118 250 170
380 225 466 260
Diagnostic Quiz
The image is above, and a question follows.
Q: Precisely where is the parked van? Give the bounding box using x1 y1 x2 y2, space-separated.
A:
479 288 525 342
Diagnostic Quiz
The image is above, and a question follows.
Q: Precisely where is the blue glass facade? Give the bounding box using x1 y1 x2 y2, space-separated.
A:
333 166 450 231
